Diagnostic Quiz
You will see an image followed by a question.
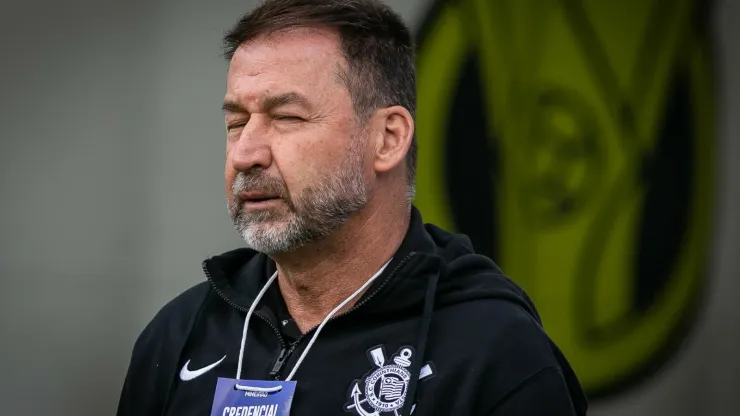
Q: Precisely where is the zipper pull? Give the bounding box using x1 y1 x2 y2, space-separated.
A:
269 347 289 379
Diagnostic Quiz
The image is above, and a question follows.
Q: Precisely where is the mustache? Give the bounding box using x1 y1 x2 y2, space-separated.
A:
232 172 290 200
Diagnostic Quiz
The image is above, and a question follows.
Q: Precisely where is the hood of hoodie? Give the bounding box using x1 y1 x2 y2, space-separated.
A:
203 206 542 326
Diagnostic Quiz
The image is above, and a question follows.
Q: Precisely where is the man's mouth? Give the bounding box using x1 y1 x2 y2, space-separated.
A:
239 191 282 206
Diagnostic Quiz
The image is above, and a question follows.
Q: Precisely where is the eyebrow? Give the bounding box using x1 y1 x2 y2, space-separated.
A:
262 92 309 110
221 92 309 114
221 100 246 114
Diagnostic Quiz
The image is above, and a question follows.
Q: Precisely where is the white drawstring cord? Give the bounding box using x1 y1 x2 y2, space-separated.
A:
236 271 278 381
283 259 390 381
234 259 391 393
235 384 284 393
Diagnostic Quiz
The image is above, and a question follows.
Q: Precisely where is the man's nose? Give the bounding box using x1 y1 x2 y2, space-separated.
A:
230 118 273 172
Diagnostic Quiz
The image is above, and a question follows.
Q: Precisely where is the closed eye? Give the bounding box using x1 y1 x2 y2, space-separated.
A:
227 122 247 131
274 115 303 122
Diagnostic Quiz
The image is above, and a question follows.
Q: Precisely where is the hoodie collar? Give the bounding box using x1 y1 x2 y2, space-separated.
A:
203 206 445 315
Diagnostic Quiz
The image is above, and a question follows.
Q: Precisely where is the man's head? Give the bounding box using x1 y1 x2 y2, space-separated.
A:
222 0 417 254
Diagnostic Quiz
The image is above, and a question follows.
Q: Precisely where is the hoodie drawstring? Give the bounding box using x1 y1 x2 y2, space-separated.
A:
401 268 440 416
234 259 392 392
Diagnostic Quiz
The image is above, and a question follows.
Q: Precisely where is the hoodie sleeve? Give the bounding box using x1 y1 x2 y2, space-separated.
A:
464 295 588 416
117 327 160 416
116 282 212 416
487 367 578 415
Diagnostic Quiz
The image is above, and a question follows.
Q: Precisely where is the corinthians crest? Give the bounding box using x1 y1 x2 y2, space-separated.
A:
345 345 434 416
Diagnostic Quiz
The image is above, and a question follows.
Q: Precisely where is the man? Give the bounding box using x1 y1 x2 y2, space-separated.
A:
117 0 588 415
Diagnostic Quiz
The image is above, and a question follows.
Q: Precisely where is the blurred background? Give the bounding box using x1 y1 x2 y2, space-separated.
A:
0 0 737 415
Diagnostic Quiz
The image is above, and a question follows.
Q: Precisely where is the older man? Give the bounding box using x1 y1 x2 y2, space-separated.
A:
117 1 587 415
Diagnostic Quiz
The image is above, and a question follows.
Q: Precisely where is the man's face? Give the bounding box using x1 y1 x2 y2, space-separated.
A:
223 28 371 254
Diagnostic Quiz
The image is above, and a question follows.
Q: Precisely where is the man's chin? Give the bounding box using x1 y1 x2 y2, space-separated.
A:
237 206 290 223
240 229 303 254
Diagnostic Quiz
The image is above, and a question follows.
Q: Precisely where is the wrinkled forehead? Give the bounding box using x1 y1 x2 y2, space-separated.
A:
226 28 346 96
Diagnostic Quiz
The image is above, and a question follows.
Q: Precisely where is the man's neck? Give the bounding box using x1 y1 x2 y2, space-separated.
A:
271 201 410 333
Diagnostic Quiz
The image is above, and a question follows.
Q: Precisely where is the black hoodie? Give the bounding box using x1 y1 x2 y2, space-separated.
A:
117 206 588 415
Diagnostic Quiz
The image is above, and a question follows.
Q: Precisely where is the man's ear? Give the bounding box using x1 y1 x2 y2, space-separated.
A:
372 105 414 175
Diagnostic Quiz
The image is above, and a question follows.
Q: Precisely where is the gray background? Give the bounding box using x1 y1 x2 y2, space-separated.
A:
0 0 737 414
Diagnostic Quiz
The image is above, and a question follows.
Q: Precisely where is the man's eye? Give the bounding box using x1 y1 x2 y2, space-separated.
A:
227 122 246 131
274 115 302 122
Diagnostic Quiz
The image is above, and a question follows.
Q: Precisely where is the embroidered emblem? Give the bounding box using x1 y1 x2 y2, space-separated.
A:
345 345 435 416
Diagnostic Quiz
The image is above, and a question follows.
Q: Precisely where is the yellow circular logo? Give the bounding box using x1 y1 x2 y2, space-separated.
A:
414 0 715 398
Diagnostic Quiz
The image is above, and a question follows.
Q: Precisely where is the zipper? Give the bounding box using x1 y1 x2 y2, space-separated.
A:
203 252 417 380
269 342 298 379
203 262 287 373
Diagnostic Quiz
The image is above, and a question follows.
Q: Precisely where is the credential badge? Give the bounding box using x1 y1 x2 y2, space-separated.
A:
345 345 435 416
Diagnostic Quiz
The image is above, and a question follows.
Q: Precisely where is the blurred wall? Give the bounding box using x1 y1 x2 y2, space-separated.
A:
0 0 737 415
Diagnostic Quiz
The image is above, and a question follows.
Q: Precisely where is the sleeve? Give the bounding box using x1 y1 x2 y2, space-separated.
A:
468 297 588 416
116 282 212 416
116 316 167 416
487 367 578 416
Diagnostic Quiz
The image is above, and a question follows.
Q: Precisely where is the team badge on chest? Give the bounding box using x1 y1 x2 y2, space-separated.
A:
345 345 434 416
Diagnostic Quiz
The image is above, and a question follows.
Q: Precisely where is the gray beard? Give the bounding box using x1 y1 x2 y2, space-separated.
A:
228 141 370 254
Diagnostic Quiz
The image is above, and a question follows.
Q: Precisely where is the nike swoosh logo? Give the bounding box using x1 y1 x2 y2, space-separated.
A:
179 355 227 381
